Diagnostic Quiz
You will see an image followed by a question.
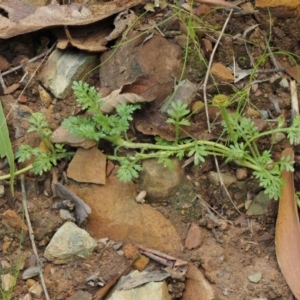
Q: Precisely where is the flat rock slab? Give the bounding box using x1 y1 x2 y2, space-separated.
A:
67 146 106 184
68 172 183 253
107 270 171 300
44 221 97 264
39 49 97 99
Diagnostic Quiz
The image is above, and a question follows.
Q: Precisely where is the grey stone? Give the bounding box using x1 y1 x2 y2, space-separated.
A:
22 266 41 280
39 49 97 99
247 271 263 283
44 221 97 264
208 171 237 187
246 191 272 216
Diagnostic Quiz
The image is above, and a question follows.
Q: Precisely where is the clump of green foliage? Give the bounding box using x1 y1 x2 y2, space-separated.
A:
15 113 73 175
61 81 300 200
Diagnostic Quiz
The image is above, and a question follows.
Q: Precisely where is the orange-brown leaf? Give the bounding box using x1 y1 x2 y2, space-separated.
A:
275 148 300 299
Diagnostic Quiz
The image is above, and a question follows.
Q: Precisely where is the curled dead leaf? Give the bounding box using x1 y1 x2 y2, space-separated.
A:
100 74 159 113
275 148 300 299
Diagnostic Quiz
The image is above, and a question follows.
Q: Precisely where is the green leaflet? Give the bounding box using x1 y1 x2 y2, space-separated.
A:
0 101 15 194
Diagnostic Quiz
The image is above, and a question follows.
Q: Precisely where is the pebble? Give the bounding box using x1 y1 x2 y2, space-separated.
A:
236 168 248 180
28 282 43 298
1 273 15 291
272 132 286 144
185 223 204 250
210 62 234 83
247 271 262 283
135 191 147 203
38 85 52 108
22 267 41 280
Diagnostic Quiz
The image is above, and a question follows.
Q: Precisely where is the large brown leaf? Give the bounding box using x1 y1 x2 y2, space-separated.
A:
275 148 300 299
0 0 142 39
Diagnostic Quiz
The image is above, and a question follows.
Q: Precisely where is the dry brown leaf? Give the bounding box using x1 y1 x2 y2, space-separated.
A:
275 148 300 299
57 27 110 52
0 0 142 39
105 10 137 42
100 74 159 113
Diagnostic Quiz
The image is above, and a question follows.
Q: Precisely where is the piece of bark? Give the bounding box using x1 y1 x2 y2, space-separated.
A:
54 183 91 225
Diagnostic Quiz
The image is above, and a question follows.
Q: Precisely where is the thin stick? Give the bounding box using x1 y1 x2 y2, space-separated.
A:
197 194 234 224
202 9 233 131
0 71 7 90
20 175 50 300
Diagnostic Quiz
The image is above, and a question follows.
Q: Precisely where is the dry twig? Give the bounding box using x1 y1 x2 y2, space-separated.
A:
20 175 50 300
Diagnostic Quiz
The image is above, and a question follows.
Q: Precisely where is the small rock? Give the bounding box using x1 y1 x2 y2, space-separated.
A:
2 209 28 233
1 273 15 291
272 132 286 144
210 63 234 83
236 168 248 180
28 282 43 298
39 49 98 99
0 185 4 197
185 223 204 250
26 279 37 288
133 255 150 271
139 158 184 201
247 271 262 283
66 290 92 300
38 85 52 108
136 191 147 203
59 209 76 222
51 126 96 149
107 271 171 300
218 220 228 231
19 293 32 300
44 221 97 264
246 191 272 216
183 263 214 300
67 147 106 185
22 267 41 280
208 171 236 187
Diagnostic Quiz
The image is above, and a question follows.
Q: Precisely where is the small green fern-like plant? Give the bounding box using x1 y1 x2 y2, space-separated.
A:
62 81 299 200
15 113 73 175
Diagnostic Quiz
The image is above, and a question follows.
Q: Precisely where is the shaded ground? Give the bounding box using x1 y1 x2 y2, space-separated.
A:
1 1 300 299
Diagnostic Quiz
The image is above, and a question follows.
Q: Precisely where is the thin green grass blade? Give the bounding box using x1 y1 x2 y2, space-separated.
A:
0 100 15 194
